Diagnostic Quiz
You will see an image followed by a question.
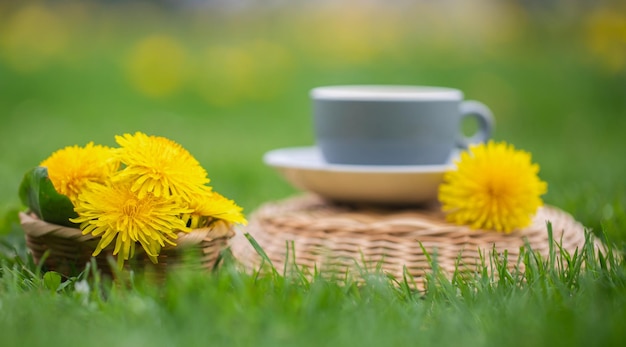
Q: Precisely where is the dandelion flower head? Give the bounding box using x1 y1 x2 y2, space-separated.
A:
71 180 192 267
186 190 247 229
438 141 547 233
114 132 210 201
39 142 118 202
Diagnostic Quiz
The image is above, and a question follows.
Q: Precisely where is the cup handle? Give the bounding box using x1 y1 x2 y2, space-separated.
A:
457 100 494 148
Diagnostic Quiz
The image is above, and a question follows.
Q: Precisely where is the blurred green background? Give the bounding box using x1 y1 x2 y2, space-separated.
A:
1 0 625 245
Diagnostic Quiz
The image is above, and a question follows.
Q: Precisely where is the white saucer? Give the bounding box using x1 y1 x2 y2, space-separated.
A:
264 147 458 205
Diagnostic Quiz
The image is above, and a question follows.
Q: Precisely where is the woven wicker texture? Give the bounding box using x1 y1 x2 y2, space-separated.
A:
231 194 590 286
19 212 235 276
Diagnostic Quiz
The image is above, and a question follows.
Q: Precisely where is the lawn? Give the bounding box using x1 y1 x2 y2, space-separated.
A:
1 2 625 346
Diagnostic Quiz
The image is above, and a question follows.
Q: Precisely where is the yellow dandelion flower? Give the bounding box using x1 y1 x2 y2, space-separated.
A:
40 142 118 202
186 189 247 228
438 141 547 233
71 181 192 267
114 132 210 201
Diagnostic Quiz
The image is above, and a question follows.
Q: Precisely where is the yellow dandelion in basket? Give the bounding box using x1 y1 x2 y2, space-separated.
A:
438 141 547 233
114 132 210 201
71 181 192 267
40 142 118 202
187 190 247 229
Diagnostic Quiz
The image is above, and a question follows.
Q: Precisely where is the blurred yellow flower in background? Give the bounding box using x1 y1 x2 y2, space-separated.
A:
40 142 118 203
0 4 69 72
194 40 293 106
126 35 188 97
71 180 192 267
295 5 401 67
195 44 255 106
586 8 626 72
438 141 547 233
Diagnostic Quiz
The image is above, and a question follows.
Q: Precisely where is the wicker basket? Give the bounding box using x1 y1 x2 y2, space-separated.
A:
19 212 235 277
231 194 593 287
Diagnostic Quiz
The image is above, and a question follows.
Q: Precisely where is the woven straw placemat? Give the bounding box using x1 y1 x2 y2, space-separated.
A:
231 194 591 286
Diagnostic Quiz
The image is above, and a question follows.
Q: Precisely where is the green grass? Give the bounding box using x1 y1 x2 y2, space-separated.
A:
1 2 626 346
0 230 624 347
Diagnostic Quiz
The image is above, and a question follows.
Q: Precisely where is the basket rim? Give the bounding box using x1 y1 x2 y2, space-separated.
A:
19 211 234 249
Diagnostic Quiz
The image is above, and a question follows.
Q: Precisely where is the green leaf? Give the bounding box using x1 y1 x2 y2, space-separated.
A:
43 271 62 292
18 166 79 227
18 168 39 216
